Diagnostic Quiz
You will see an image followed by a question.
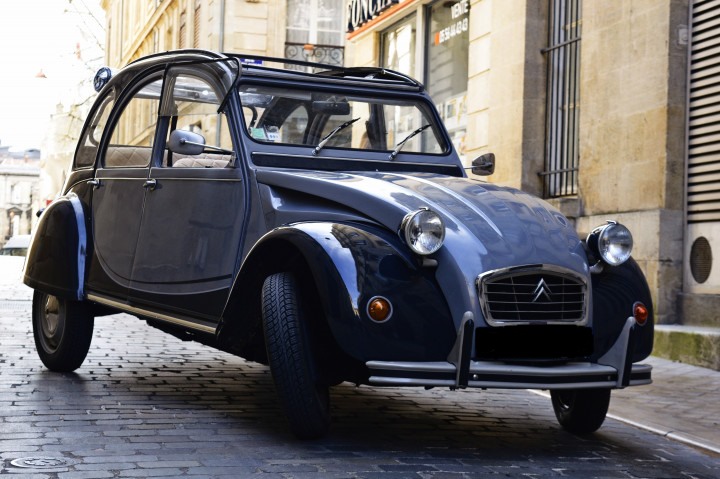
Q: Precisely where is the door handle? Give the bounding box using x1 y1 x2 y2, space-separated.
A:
143 179 157 190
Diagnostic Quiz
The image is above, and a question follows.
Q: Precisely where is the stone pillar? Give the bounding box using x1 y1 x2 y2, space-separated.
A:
577 0 689 324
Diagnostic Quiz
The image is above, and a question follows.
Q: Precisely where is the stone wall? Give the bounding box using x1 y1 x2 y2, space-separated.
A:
576 0 689 324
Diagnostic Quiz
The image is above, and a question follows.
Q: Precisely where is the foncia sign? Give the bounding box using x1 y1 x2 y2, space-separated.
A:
347 0 400 32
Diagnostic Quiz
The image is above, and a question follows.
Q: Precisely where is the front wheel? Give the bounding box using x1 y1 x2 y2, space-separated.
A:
550 388 611 434
32 291 94 372
262 272 331 439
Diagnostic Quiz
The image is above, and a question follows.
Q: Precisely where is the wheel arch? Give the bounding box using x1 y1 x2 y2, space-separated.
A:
218 221 455 373
217 225 356 371
23 193 89 301
590 257 654 362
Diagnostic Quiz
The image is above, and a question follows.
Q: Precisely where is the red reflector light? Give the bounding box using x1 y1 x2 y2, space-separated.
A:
633 302 649 326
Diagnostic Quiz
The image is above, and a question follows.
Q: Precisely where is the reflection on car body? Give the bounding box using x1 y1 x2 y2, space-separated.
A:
23 50 654 439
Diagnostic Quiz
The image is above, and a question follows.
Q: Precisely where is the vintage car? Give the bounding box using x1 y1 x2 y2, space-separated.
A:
24 49 653 439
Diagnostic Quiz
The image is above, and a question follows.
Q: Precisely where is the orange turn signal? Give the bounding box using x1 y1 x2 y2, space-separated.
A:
633 302 649 326
368 297 392 322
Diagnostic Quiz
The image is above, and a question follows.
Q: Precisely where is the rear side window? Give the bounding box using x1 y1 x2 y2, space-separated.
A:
74 91 115 168
105 77 163 168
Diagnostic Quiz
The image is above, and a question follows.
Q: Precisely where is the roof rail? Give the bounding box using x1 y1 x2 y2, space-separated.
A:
318 67 421 87
126 48 226 66
226 53 421 88
228 53 344 72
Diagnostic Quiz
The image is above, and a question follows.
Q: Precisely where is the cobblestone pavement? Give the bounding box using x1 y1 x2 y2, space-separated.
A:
1 258 718 478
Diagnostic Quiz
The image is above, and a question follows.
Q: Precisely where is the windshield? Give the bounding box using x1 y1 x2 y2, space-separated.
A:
238 84 448 156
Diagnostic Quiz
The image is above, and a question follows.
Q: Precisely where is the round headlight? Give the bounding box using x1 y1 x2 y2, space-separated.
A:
592 222 633 266
401 208 445 255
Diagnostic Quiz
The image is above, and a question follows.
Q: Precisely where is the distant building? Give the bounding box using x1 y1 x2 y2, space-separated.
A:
101 0 346 68
40 1 106 206
0 149 41 245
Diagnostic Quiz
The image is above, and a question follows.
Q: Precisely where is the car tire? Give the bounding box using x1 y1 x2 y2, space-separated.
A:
261 272 331 439
550 388 611 434
32 290 95 372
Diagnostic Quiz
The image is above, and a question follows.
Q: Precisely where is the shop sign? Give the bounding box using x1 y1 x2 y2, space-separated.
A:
434 0 469 45
347 0 400 32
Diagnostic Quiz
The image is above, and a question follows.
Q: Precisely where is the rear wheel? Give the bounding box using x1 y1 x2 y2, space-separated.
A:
32 290 94 372
551 388 611 434
261 272 331 439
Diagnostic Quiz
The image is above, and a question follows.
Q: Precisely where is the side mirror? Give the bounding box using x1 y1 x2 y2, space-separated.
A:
168 129 206 156
471 153 495 176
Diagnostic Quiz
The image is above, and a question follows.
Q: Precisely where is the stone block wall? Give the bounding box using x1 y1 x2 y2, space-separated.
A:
576 0 688 324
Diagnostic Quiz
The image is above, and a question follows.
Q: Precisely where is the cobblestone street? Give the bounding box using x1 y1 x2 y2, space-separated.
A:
1 257 718 478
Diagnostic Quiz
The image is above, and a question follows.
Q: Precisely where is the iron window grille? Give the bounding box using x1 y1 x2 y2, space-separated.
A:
542 0 582 198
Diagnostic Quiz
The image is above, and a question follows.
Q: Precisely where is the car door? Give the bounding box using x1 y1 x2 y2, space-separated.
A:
128 63 245 322
87 75 164 300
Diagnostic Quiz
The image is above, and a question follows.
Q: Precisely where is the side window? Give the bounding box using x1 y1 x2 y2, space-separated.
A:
162 73 234 168
74 91 115 168
105 78 163 168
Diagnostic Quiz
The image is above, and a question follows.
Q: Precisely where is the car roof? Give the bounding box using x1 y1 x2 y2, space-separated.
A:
102 49 425 94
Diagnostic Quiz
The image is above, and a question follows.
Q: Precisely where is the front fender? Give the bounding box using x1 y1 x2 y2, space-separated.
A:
23 193 88 300
590 257 654 362
228 222 456 363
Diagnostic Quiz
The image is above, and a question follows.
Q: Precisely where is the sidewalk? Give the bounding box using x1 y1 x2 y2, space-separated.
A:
1 257 718 454
608 355 720 454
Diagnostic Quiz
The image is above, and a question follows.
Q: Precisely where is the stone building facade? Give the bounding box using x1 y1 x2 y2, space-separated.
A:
101 0 346 68
346 0 686 325
101 0 719 368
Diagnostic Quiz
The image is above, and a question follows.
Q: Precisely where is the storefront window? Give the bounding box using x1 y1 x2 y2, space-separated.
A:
381 15 416 77
427 0 469 161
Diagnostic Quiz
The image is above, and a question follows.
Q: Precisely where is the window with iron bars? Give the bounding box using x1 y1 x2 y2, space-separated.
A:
285 0 345 71
542 0 581 198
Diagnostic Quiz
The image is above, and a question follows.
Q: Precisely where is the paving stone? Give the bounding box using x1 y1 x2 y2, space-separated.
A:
0 258 718 478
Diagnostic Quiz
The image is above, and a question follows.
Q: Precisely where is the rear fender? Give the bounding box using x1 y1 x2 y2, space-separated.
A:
23 193 88 300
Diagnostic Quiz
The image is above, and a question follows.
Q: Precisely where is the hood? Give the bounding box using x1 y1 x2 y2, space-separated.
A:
256 169 589 276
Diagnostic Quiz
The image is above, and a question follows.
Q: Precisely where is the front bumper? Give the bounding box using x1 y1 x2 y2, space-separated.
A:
367 360 652 389
366 313 652 390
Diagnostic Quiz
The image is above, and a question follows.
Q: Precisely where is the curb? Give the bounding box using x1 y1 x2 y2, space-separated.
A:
528 390 720 456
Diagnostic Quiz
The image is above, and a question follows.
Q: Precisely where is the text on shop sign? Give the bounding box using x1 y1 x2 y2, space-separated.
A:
347 0 400 32
434 0 469 45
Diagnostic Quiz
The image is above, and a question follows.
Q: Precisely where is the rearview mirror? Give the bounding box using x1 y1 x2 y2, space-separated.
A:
168 129 206 156
471 153 495 176
312 101 351 115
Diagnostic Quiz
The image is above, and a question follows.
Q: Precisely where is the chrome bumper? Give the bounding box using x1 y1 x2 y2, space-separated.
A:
367 360 652 389
366 312 652 390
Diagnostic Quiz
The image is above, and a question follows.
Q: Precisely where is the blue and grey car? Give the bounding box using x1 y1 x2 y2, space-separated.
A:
24 50 653 439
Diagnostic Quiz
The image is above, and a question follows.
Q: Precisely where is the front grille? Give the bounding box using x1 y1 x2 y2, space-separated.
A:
478 267 587 326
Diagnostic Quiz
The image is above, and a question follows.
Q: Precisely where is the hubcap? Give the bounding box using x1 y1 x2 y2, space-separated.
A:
555 391 575 412
39 294 63 351
43 296 60 335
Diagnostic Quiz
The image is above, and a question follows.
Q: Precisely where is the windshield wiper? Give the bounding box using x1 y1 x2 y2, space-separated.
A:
388 124 431 160
313 117 361 155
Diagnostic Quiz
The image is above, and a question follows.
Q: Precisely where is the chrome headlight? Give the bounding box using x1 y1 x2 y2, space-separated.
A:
587 221 633 266
400 208 445 255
